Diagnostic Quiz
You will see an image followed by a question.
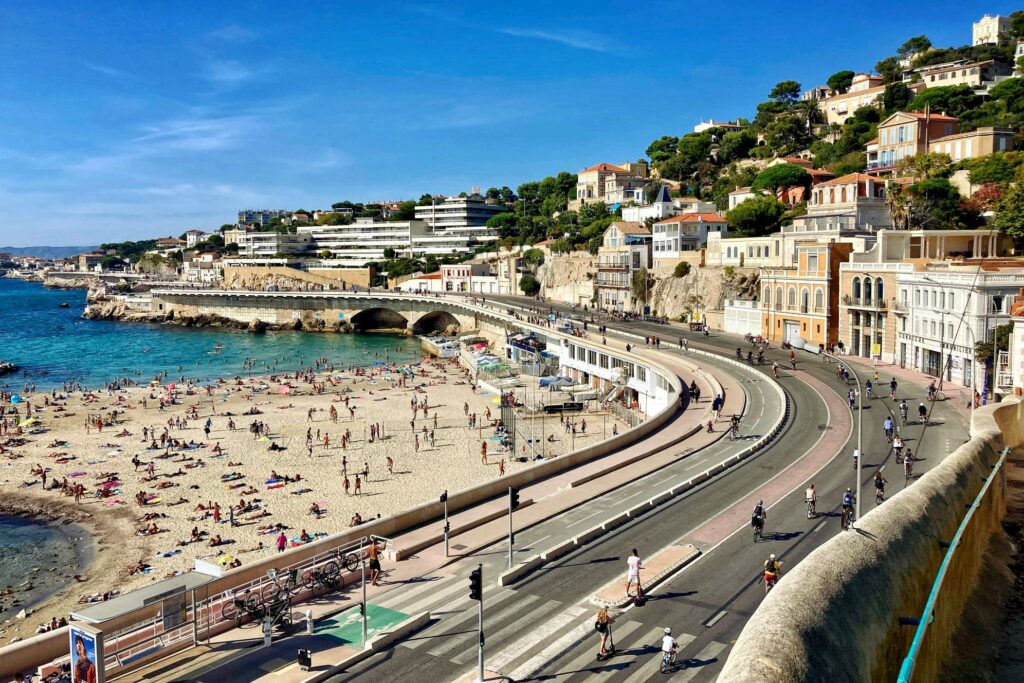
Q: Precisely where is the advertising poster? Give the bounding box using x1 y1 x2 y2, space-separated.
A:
69 624 105 683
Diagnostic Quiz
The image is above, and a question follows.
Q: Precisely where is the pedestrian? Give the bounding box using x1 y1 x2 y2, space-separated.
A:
625 549 643 598
499 458 505 476
367 538 384 586
276 531 287 552
354 475 362 495
481 441 487 464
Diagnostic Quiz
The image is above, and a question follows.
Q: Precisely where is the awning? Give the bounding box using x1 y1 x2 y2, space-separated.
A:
71 571 215 623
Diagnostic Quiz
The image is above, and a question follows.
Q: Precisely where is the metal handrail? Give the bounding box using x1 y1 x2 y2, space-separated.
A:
896 446 1009 682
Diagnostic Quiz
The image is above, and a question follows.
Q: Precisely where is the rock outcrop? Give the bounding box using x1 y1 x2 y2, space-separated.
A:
537 253 596 304
0 361 17 376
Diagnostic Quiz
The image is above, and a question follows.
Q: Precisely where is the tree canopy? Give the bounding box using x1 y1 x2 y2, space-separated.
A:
826 70 855 94
751 164 812 193
726 195 785 236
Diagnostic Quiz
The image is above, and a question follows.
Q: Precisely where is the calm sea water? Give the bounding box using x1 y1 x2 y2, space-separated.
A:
0 516 91 624
0 278 423 390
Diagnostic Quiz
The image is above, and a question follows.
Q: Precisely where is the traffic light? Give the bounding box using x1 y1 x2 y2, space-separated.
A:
469 565 483 601
509 486 520 510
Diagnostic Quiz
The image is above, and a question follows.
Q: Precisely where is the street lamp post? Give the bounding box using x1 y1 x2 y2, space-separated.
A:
844 363 865 521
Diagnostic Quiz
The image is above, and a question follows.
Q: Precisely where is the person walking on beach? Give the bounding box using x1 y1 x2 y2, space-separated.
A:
343 476 350 495
481 442 488 464
276 531 287 553
386 456 394 476
498 458 505 476
354 475 362 495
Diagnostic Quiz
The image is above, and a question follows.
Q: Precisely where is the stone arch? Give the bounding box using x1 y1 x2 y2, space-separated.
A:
412 310 461 335
349 307 409 332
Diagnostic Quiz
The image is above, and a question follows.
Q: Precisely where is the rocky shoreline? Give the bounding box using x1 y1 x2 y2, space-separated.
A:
0 362 16 377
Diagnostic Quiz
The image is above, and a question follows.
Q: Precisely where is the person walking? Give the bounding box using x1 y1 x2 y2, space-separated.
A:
276 531 287 553
625 548 643 598
367 538 384 586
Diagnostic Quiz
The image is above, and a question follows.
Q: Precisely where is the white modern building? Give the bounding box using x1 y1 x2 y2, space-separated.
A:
237 231 313 258
299 220 428 265
651 213 727 266
895 264 1024 388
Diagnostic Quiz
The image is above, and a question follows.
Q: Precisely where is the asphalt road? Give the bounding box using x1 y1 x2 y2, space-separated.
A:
321 296 968 682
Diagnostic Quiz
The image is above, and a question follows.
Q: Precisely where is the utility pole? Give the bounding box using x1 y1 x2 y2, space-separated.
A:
360 538 368 646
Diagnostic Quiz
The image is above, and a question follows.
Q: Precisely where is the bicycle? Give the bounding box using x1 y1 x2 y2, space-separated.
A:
261 567 300 605
303 560 342 595
221 590 265 626
336 548 361 573
929 390 946 401
659 650 678 674
752 519 764 542
842 507 856 531
806 499 816 519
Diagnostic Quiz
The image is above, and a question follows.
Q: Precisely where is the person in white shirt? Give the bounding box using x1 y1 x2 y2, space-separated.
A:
661 627 677 665
625 548 643 598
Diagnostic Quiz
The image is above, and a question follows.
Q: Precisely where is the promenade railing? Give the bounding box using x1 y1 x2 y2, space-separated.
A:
896 446 1010 683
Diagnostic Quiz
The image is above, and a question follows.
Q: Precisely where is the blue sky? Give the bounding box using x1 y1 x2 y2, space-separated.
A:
0 1 1016 246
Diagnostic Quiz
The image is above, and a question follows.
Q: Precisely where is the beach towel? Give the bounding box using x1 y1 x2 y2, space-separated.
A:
156 549 182 558
226 483 245 490
103 498 124 506
69 471 87 477
290 488 312 495
266 483 285 490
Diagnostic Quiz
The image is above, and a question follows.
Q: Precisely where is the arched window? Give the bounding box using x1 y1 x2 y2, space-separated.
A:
775 287 783 310
787 286 797 308
763 286 771 305
876 279 883 301
815 288 824 310
864 277 873 302
853 277 861 299
801 287 810 310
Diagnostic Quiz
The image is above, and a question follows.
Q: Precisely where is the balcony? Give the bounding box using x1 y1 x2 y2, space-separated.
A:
842 295 887 309
597 262 629 271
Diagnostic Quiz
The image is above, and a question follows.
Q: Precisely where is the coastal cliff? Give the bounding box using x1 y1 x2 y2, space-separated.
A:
41 275 102 291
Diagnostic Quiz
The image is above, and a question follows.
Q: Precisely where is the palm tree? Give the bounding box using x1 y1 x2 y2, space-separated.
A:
885 184 910 230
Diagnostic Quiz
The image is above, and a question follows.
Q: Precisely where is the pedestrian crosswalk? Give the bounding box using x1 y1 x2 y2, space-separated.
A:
369 571 729 682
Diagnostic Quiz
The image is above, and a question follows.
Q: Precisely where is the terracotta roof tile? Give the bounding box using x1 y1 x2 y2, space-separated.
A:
580 162 627 173
609 221 649 235
655 212 727 224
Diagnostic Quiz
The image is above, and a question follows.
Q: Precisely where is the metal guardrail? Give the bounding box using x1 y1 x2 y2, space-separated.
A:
896 446 1010 683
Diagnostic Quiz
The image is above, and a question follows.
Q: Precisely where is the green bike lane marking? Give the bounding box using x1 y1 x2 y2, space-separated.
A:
316 603 409 645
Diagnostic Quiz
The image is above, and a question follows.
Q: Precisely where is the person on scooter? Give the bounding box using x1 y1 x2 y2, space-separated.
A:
764 553 782 594
595 606 614 658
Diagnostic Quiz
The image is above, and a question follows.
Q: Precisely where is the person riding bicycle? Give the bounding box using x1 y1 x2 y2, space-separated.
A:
899 400 909 424
751 500 766 534
772 361 780 378
841 488 856 529
892 434 904 461
729 414 740 437
890 377 898 399
764 553 782 594
874 471 887 498
927 381 937 400
882 416 894 441
805 483 817 516
865 379 873 397
661 627 678 665
904 451 914 479
852 446 860 470
918 401 928 422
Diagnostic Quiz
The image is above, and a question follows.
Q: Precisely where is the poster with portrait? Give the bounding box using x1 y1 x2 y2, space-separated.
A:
69 624 105 683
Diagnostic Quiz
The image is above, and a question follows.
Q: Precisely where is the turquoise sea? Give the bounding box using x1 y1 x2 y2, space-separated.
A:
0 278 423 390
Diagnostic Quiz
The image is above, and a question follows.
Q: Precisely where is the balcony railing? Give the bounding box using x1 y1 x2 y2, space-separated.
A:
842 295 887 309
597 262 629 271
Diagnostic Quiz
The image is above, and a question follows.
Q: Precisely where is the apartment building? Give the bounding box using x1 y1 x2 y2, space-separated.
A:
182 252 221 284
570 162 647 210
909 59 1012 91
237 231 313 259
596 222 651 312
895 263 1024 387
184 229 206 248
414 194 506 241
974 14 1010 45
871 111 959 172
838 229 1008 363
818 74 885 126
693 119 744 134
440 263 491 292
795 172 891 233
222 227 250 245
651 213 727 266
760 241 854 348
620 186 717 224
238 209 289 227
299 220 427 265
928 126 1015 161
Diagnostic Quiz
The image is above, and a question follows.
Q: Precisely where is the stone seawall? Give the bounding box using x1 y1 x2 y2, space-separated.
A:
719 398 1021 683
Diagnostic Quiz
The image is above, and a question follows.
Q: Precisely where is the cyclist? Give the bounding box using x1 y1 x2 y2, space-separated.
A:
661 627 678 666
865 379 873 398
918 401 928 424
882 416 894 441
772 361 780 378
904 450 914 481
927 381 937 401
889 377 898 400
874 471 887 502
729 414 741 438
892 434 904 461
899 400 909 425
764 553 782 594
841 488 856 530
805 483 817 517
736 347 742 359
751 500 766 536
852 446 860 470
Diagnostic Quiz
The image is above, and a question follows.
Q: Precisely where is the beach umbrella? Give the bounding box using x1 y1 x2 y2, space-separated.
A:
10 395 21 404
167 383 176 390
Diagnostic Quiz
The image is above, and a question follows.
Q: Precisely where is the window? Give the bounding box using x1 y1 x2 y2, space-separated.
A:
876 279 883 301
788 287 796 308
807 253 818 273
864 277 873 302
763 286 771 305
930 290 937 307
776 287 783 310
815 289 824 310
993 295 1005 313
949 293 954 309
915 289 921 305
801 287 809 310
853 277 862 298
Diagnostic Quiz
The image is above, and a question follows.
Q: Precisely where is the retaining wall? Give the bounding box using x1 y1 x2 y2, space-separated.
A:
719 398 1022 683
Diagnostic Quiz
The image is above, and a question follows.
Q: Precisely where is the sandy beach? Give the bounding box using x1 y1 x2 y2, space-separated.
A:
0 354 624 642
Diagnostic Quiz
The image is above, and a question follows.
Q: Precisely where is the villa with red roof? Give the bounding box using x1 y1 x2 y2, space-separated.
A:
569 161 648 211
651 212 728 266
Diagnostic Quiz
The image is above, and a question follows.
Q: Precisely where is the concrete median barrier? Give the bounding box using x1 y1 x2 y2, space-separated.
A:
541 539 577 562
497 555 545 586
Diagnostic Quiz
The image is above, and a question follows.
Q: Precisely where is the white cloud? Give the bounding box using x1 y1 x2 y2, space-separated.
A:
82 62 127 78
131 115 256 151
496 27 622 54
203 59 255 85
206 25 258 44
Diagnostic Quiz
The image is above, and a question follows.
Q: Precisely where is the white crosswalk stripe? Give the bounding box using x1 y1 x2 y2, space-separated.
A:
619 628 675 682
401 589 520 650
508 620 593 681
493 604 590 677
375 574 455 611
452 599 564 664
398 574 474 616
427 595 539 658
543 619 645 680
675 640 728 682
